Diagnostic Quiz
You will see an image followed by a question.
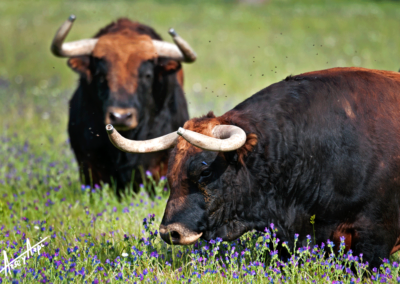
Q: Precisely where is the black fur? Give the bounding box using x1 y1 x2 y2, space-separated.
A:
162 68 400 269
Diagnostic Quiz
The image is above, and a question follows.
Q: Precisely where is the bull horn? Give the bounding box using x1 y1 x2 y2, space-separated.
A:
152 28 196 63
106 124 178 153
51 15 98 57
177 125 247 152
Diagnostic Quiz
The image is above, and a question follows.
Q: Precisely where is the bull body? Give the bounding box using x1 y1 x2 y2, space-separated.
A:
160 67 400 268
65 19 189 190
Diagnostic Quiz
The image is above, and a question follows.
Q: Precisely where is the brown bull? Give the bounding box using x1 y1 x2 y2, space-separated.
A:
107 67 400 269
51 15 196 192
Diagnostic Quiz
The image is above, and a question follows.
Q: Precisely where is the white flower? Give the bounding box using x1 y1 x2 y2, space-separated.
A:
34 226 39 230
121 252 128 257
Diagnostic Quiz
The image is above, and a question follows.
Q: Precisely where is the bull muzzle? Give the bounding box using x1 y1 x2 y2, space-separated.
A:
105 107 138 131
159 223 203 245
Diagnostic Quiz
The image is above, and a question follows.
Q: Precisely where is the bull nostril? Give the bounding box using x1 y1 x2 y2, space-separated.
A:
109 112 116 121
159 223 203 245
170 231 180 239
126 112 132 119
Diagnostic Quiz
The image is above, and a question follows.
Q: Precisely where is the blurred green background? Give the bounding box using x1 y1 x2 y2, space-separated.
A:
1 0 400 160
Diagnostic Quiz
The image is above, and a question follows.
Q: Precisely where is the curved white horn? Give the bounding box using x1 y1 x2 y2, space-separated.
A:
177 125 247 152
106 124 178 153
152 28 196 63
51 15 98 57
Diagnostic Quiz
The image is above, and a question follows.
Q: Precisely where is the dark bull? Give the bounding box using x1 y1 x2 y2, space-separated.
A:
107 67 400 269
51 15 196 191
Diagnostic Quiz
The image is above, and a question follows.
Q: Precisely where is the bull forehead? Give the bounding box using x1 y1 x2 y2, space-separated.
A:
176 117 222 154
92 32 157 94
169 117 223 187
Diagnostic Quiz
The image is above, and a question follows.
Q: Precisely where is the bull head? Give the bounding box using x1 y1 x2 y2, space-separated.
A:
105 114 250 244
51 15 196 131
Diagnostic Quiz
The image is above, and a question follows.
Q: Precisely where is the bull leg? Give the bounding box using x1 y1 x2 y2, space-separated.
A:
330 221 396 269
79 160 108 188
390 236 400 255
350 228 394 270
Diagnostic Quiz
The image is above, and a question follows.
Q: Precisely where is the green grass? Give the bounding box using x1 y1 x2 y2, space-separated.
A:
1 0 400 282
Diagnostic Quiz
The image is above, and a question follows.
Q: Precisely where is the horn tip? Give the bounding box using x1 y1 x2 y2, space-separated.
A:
106 124 114 133
177 127 185 136
68 14 76 22
168 28 177 37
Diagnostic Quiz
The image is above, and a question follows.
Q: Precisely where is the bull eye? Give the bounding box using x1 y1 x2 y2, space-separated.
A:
200 169 212 178
145 73 152 80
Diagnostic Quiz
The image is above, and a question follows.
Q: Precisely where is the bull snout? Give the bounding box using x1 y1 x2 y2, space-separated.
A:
159 223 202 245
105 107 138 131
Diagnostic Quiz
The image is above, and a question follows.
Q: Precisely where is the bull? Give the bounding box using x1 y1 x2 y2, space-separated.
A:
51 15 196 191
106 67 400 268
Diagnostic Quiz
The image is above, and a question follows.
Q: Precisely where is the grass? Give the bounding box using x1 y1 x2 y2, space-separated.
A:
1 0 400 282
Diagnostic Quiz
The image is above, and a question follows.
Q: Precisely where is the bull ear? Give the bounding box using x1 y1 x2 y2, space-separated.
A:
67 56 92 82
237 133 258 165
225 133 258 166
157 59 182 75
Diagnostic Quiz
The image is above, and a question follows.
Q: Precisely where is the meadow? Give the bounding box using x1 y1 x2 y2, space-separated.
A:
1 0 400 282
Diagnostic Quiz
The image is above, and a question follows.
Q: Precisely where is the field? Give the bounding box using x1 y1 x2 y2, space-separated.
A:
1 0 400 282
